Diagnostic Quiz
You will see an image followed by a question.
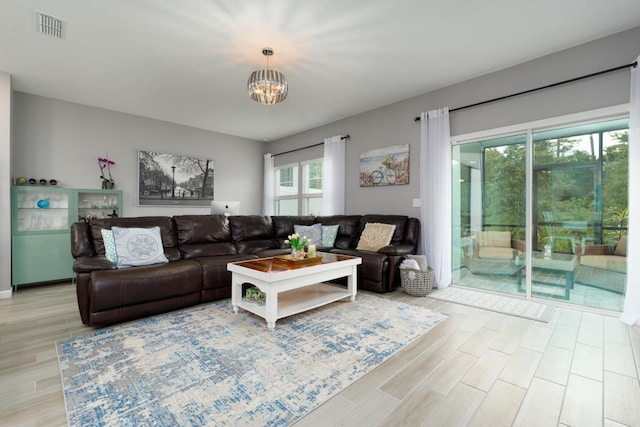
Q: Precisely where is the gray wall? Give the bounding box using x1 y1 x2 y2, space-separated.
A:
267 26 640 217
11 93 264 217
4 25 639 293
0 71 11 296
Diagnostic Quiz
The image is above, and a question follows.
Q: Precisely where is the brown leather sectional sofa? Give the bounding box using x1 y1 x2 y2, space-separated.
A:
70 214 420 326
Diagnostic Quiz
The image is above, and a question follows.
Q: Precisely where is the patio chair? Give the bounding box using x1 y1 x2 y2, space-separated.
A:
575 235 627 294
468 231 524 279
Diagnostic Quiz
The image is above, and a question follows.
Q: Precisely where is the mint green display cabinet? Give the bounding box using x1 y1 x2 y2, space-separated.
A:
76 189 123 222
11 187 123 287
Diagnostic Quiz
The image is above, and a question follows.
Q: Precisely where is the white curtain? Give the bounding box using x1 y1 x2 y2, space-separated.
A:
263 153 275 216
622 57 640 326
420 108 452 288
321 135 346 215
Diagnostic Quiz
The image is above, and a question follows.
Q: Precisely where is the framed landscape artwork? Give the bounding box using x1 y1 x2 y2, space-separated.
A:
359 144 410 187
138 150 214 206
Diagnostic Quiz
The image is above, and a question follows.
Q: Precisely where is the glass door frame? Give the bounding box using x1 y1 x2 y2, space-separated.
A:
451 104 629 302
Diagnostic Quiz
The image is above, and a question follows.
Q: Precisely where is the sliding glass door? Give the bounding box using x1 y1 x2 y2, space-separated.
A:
452 134 528 297
452 118 628 311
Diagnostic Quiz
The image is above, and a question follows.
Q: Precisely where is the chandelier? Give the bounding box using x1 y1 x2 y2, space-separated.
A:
247 48 288 105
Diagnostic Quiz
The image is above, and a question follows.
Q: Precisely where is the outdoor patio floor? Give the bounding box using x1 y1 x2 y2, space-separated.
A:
454 267 625 312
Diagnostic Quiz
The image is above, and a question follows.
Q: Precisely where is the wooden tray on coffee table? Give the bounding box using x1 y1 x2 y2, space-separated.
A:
274 254 323 265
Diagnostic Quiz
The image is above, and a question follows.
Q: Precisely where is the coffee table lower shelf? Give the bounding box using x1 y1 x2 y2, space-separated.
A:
235 283 353 328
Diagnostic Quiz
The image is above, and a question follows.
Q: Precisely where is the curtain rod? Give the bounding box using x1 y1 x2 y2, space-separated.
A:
414 61 638 121
271 134 350 157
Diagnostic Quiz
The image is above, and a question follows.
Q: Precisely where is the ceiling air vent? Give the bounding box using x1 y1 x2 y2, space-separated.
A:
36 11 65 39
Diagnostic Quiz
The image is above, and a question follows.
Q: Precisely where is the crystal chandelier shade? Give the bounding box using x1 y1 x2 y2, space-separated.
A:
247 48 288 105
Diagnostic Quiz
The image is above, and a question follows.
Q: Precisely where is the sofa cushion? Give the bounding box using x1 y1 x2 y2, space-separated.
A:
615 235 627 257
294 223 322 246
174 215 236 259
357 223 396 251
580 255 627 273
229 215 272 241
174 215 231 244
112 226 169 268
90 260 202 312
229 216 277 254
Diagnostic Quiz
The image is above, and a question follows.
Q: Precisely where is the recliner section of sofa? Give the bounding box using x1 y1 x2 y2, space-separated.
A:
71 214 419 326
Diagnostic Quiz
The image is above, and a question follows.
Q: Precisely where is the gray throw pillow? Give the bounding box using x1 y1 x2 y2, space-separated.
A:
293 223 322 246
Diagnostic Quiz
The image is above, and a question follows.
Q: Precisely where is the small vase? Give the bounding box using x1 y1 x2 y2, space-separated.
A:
102 181 115 190
291 248 305 260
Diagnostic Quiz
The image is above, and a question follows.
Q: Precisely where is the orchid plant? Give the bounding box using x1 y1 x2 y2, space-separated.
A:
98 155 115 185
284 233 309 250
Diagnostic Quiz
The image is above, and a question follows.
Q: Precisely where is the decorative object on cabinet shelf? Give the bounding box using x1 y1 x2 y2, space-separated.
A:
14 177 60 186
98 154 116 189
36 199 50 209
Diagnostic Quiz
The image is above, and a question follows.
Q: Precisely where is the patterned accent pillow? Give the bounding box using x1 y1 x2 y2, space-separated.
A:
112 226 169 268
356 223 396 252
293 223 322 246
100 229 118 264
321 225 339 247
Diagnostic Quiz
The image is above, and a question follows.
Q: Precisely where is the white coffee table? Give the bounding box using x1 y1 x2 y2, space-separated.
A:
227 253 362 329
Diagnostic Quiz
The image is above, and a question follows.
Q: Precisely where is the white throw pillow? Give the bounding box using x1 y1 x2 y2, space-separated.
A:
356 223 396 252
112 226 169 268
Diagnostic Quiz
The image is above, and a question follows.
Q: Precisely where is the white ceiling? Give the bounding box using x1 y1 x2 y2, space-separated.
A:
2 1 640 142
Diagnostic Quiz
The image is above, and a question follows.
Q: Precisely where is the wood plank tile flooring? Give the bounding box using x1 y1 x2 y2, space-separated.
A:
1 282 639 426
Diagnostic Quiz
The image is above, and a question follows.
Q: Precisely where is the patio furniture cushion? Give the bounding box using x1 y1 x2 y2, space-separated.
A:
478 246 517 260
580 255 627 274
476 231 511 248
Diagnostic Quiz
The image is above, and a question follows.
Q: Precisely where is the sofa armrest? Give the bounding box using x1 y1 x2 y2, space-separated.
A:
71 222 96 258
377 244 416 256
72 256 117 274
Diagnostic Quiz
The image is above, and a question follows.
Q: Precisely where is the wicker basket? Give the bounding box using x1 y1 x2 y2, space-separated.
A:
400 267 434 296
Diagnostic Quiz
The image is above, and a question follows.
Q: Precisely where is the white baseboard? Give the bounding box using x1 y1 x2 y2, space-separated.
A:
0 288 13 299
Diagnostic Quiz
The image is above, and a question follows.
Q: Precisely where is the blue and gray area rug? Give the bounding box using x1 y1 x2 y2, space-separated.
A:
57 294 447 426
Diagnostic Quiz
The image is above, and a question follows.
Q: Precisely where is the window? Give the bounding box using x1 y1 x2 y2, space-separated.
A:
275 159 323 215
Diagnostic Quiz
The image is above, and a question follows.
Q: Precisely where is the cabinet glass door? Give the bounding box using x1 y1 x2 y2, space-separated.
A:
13 187 71 233
77 190 122 222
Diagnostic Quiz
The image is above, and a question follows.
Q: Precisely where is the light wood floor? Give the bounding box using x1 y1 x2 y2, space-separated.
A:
1 283 639 426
